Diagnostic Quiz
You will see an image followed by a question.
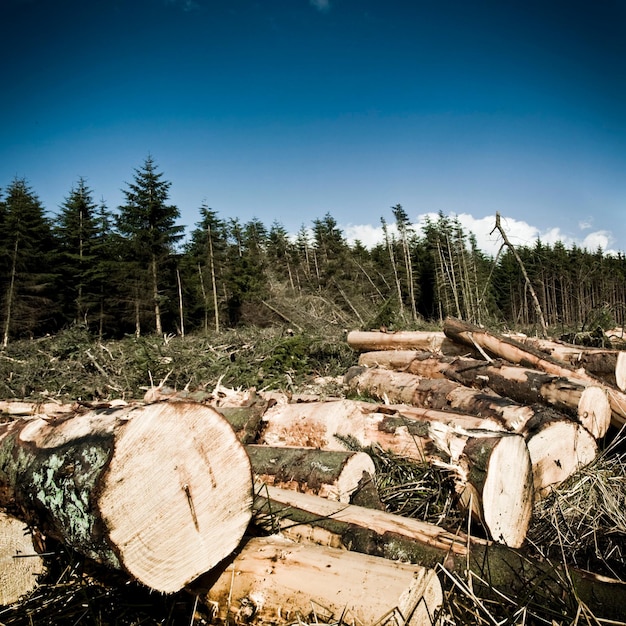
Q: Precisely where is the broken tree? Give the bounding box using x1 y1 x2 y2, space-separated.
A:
0 402 253 593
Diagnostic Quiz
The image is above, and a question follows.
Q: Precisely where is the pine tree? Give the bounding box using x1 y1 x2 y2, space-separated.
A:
184 204 228 333
55 178 99 326
0 178 56 345
117 156 184 335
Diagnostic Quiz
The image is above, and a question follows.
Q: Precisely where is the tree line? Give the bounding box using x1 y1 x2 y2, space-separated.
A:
1 156 625 343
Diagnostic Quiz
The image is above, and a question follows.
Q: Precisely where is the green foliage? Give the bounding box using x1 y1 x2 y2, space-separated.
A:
54 178 102 327
0 178 57 341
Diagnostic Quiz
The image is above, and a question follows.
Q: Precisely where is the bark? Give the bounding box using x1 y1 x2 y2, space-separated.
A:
0 402 253 593
0 511 45 606
200 534 443 626
252 487 626 623
246 445 375 503
347 330 479 356
444 316 626 429
359 350 612 439
510 334 626 390
347 365 546 432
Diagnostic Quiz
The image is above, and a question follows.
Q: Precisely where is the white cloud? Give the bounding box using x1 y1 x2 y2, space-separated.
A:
579 219 593 231
341 213 618 257
310 0 331 12
343 223 386 248
582 230 614 252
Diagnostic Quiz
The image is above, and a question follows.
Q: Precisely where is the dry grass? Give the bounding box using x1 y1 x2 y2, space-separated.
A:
528 428 626 580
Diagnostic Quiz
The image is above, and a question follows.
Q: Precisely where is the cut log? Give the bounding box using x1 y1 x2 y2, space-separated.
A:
254 484 478 559
0 511 45 606
347 368 596 496
347 329 479 356
260 398 533 547
0 400 79 417
260 398 371 450
246 445 375 503
509 334 626 384
523 414 597 497
440 431 533 547
252 487 626 623
0 402 253 593
359 350 612 438
347 365 546 432
201 534 443 626
444 316 626 430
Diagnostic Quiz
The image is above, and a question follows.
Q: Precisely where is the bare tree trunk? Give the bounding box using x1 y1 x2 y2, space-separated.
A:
151 253 162 335
2 237 19 349
492 212 548 337
247 446 375 503
252 488 626 623
358 349 612 439
202 534 442 626
207 225 220 333
176 267 184 337
444 316 626 429
197 263 209 334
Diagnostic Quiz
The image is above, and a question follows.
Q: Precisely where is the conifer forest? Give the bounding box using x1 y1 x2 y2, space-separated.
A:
1 155 625 345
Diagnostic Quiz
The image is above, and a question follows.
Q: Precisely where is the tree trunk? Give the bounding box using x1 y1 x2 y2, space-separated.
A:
444 316 626 429
251 487 626 623
347 330 479 356
509 334 626 390
2 237 19 349
247 445 375 503
492 211 549 337
346 365 544 432
151 253 162 335
200 534 443 626
0 402 253 593
0 511 45 606
359 350 612 438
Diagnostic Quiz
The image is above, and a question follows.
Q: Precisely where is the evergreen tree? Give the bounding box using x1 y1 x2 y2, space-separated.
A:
184 204 228 333
0 178 56 345
116 156 184 335
55 178 99 326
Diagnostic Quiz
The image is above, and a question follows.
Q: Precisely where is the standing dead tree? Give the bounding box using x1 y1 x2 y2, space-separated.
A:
492 212 548 337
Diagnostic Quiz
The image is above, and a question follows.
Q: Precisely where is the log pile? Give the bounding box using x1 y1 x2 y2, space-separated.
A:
1 317 625 623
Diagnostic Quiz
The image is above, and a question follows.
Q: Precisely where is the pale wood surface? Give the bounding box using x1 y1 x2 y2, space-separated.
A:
0 402 253 593
204 534 443 626
0 511 45 606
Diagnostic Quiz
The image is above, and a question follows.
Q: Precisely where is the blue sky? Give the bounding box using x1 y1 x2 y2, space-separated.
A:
1 0 625 255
